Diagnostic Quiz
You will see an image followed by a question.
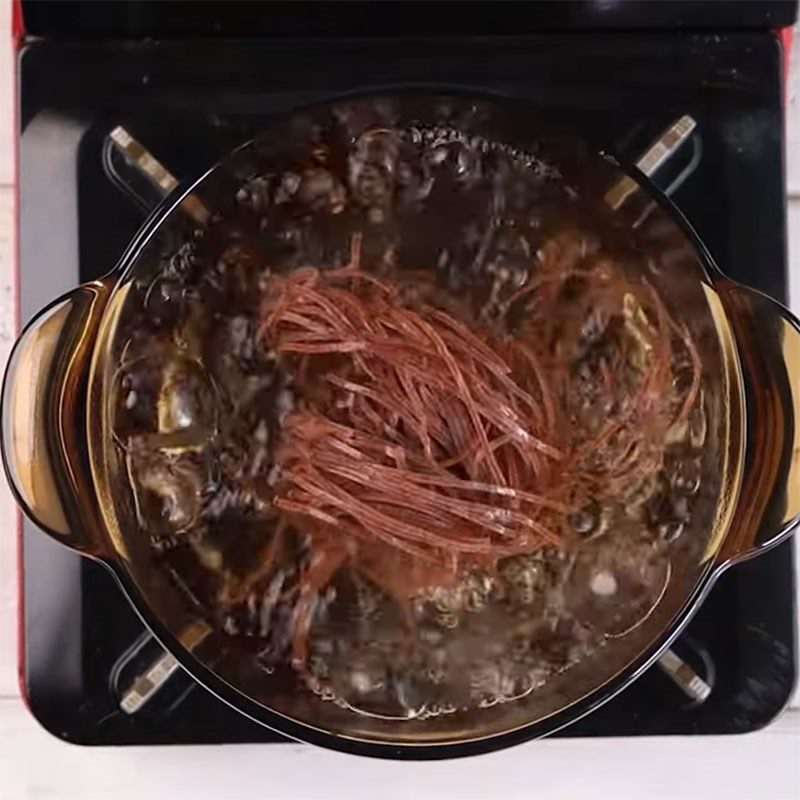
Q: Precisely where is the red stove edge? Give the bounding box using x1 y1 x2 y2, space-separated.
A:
11 0 26 711
11 0 25 712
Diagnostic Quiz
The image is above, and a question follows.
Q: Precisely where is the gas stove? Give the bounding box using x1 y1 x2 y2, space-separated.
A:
16 3 798 744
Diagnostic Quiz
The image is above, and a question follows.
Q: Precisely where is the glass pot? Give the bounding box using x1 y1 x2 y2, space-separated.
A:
3 93 799 758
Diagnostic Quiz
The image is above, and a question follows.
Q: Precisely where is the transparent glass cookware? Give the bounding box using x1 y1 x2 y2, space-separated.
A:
3 93 799 759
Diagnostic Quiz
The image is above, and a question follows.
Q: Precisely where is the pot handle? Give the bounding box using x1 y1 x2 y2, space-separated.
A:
716 282 800 565
1 281 112 556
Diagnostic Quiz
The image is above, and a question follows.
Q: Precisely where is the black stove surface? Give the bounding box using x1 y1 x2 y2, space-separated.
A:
18 32 796 745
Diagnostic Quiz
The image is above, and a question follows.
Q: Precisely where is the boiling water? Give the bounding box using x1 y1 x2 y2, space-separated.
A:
113 99 711 719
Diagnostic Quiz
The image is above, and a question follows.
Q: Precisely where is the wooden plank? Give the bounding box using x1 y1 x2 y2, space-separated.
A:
0 0 18 696
0 186 16 699
0 695 798 800
0 0 12 187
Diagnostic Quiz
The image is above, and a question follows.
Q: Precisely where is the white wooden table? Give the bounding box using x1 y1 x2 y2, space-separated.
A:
0 9 798 799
